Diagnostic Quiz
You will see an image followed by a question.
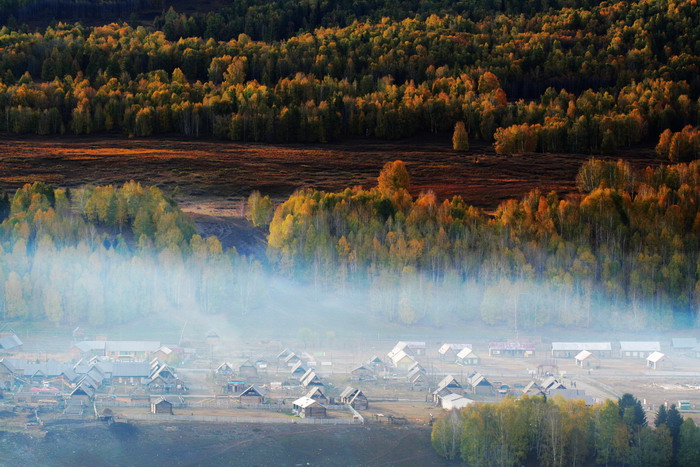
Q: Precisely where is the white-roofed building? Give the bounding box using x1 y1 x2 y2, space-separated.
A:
440 393 475 410
456 347 480 366
646 352 673 370
390 350 416 370
551 342 612 358
438 344 470 359
620 342 661 359
292 396 326 418
575 350 600 368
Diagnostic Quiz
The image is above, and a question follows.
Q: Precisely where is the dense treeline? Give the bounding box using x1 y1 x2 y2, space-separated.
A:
431 394 700 467
656 125 700 162
0 0 697 146
266 159 700 328
0 182 266 324
153 0 605 43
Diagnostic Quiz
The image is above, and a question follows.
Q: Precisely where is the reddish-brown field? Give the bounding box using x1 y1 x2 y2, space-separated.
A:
0 135 660 214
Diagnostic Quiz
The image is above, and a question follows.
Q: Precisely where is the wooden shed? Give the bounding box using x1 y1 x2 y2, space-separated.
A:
647 352 674 370
151 397 173 415
575 350 601 368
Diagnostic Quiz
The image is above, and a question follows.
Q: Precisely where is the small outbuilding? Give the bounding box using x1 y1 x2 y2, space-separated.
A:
456 347 480 366
647 352 673 370
575 350 601 368
151 397 173 415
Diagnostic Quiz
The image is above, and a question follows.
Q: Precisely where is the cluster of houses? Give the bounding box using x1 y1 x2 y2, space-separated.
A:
0 339 189 409
211 347 372 419
550 340 694 370
1 355 187 402
383 340 604 411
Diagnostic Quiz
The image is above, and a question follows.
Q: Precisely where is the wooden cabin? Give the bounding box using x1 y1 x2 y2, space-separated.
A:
468 372 494 396
239 385 266 404
239 360 258 378
456 347 480 366
300 369 323 388
350 365 375 380
438 344 470 360
69 381 95 403
216 362 235 377
151 397 173 415
293 396 326 418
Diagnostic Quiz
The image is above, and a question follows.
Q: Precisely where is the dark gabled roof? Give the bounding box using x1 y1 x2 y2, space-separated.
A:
216 362 234 372
239 384 266 398
153 396 173 406
71 380 96 398
150 364 176 380
23 360 69 378
351 364 374 373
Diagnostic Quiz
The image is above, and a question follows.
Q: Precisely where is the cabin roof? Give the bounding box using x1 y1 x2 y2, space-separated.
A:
0 334 22 350
620 341 661 352
438 343 470 354
552 342 612 351
293 396 324 409
647 351 667 363
671 338 697 349
456 347 477 359
437 375 462 391
240 384 266 397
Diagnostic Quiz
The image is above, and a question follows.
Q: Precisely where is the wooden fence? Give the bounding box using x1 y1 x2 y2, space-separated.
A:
123 413 361 425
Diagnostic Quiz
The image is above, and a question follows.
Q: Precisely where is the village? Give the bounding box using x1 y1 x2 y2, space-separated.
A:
0 325 699 432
